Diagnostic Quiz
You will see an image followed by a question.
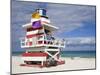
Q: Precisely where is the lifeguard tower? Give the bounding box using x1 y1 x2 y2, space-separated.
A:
20 9 65 67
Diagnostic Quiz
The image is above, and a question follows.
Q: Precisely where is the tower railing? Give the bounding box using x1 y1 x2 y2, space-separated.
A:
20 36 65 48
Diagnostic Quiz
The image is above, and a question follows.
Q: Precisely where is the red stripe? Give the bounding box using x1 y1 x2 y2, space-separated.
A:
26 33 44 38
22 52 48 57
27 27 43 32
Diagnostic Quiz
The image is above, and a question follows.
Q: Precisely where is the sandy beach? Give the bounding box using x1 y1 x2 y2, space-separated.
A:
12 56 96 74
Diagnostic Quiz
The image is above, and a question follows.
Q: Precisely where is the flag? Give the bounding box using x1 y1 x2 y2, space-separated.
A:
38 9 46 16
31 12 40 19
32 20 41 29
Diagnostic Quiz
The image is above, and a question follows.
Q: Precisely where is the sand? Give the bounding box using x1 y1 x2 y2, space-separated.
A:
12 56 96 74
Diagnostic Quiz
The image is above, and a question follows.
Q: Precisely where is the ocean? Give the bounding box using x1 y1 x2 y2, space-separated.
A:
12 50 96 58
60 51 96 58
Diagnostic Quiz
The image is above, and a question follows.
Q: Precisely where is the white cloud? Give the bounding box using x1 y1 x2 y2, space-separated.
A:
47 4 95 33
12 1 95 35
65 37 95 45
63 37 96 51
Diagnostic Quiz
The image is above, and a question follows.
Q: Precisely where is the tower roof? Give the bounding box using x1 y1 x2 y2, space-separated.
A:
22 23 59 31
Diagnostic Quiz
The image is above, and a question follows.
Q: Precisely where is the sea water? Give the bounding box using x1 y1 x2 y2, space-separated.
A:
60 50 96 58
12 50 96 58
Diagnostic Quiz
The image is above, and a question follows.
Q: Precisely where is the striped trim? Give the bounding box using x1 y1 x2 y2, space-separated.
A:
27 27 43 31
26 33 44 38
22 52 48 57
26 30 38 35
26 29 44 35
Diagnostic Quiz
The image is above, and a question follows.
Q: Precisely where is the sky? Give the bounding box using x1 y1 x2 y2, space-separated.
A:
11 0 96 51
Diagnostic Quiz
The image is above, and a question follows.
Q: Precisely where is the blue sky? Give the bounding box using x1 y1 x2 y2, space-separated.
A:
11 0 96 51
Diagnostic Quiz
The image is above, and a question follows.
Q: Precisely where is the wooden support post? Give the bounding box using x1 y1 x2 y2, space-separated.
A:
45 51 59 61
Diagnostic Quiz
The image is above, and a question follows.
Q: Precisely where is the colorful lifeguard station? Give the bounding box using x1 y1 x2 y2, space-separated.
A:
20 9 65 67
